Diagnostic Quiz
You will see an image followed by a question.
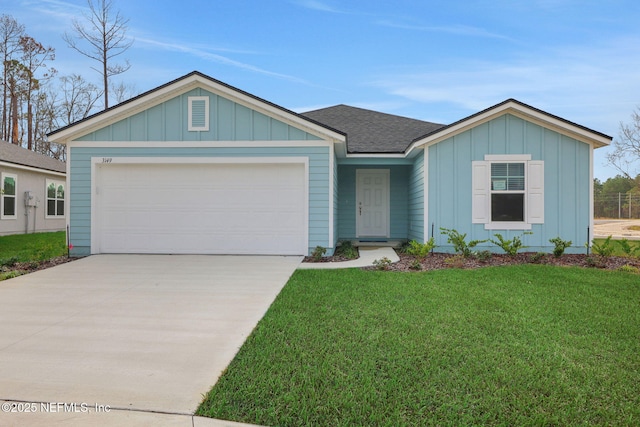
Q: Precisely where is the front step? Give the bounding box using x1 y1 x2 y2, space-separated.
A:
349 240 405 248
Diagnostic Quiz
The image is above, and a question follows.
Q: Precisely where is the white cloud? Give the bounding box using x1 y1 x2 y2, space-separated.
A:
290 0 345 14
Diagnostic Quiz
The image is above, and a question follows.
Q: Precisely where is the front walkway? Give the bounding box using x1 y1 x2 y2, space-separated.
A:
299 247 399 269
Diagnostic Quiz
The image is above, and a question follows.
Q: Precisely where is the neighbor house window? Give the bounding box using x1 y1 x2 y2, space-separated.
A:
188 96 209 131
472 155 544 230
46 180 65 217
1 173 17 219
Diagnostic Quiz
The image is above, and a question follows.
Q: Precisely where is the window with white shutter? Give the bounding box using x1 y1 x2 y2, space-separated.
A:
472 155 544 230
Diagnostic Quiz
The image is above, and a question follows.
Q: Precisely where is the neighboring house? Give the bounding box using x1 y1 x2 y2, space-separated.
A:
47 71 611 257
0 141 66 236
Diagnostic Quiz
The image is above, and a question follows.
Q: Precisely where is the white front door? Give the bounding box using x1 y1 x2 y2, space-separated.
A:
356 169 390 238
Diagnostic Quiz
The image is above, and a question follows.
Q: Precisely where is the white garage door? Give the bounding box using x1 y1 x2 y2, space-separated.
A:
94 161 307 255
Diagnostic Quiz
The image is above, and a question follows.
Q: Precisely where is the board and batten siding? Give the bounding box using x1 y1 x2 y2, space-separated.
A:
428 114 591 253
75 88 323 143
407 151 425 242
67 146 332 257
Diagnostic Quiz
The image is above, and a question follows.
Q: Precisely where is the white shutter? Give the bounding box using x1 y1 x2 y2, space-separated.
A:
472 161 490 224
527 161 544 224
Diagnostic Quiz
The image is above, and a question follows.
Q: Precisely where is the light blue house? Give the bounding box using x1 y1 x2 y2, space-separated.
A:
48 71 611 257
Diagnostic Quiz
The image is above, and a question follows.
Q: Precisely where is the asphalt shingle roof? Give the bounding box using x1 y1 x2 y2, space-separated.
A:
302 104 445 153
0 141 66 174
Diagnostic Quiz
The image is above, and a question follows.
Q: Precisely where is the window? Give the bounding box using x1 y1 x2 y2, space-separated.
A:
1 173 17 219
188 96 209 131
46 180 65 217
472 155 544 230
491 163 525 222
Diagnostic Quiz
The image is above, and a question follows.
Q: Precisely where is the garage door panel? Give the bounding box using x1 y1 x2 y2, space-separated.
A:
96 162 307 255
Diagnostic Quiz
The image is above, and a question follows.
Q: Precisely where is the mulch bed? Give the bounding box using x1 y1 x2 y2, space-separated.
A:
1 256 76 278
308 251 640 272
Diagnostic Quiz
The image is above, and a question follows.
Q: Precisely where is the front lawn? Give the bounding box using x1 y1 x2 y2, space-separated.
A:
198 266 640 426
0 231 68 280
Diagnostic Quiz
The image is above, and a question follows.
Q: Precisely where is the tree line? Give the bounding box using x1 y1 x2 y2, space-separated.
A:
0 0 133 161
594 174 640 219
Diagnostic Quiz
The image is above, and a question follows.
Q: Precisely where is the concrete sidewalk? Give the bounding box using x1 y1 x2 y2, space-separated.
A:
298 247 399 269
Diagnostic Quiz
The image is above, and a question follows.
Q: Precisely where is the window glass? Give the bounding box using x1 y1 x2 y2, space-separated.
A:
491 194 524 222
46 180 65 217
490 163 525 222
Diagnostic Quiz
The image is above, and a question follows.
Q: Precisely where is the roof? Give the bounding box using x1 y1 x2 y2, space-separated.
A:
0 141 66 174
302 104 445 153
47 71 346 143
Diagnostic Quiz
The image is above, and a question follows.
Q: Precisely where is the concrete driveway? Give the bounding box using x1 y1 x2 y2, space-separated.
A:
0 255 301 425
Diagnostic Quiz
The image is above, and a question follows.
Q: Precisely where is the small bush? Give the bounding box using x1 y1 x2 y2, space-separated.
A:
549 237 572 258
444 254 466 268
586 255 607 269
335 241 358 259
490 232 532 256
590 236 614 258
311 246 327 262
406 238 436 260
616 239 640 258
529 252 547 264
474 250 492 262
440 228 487 257
409 259 422 271
372 257 392 271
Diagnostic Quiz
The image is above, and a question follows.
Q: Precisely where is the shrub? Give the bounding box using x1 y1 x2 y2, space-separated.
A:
311 246 327 262
335 241 358 259
549 237 572 258
409 259 422 271
474 250 492 262
372 257 392 271
440 228 487 257
590 236 614 258
616 239 640 258
529 252 546 264
490 232 532 256
406 238 436 260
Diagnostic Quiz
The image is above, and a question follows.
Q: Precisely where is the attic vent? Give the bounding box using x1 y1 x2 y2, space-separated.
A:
188 96 209 131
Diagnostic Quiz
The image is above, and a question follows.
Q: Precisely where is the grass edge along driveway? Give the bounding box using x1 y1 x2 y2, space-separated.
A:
198 265 640 426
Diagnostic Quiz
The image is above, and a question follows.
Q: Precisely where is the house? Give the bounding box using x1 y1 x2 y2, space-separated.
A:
0 141 66 236
47 71 611 257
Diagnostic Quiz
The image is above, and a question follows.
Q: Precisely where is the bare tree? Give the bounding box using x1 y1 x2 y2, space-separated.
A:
0 14 25 141
607 108 640 179
59 73 102 125
19 35 55 150
110 80 137 104
63 0 133 109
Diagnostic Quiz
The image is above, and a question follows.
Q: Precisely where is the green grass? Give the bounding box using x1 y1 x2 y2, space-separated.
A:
198 266 640 426
0 231 67 265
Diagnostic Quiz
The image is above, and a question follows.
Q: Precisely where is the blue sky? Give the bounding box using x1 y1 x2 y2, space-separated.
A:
5 0 640 179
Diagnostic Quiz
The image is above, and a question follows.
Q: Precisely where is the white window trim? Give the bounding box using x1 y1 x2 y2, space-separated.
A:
1 172 17 220
472 155 544 230
188 96 209 131
45 179 65 219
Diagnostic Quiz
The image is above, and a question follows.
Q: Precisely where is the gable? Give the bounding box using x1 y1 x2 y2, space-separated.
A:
412 99 611 152
74 89 322 142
